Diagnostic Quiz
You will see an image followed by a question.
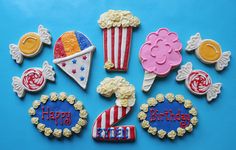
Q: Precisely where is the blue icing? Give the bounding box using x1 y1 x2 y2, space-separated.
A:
146 99 192 133
34 100 80 130
75 31 92 50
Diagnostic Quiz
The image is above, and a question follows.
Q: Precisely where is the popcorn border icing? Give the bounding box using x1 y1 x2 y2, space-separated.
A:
138 93 198 140
29 92 87 138
98 10 140 29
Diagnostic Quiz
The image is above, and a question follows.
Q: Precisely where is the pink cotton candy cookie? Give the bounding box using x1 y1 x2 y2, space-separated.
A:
139 28 182 92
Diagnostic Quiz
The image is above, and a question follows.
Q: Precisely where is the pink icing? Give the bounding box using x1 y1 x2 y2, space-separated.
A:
140 28 182 76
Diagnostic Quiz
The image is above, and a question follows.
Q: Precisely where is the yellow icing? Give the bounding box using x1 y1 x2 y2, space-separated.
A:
138 111 147 120
50 92 58 101
191 117 198 126
189 107 198 116
147 97 157 106
166 93 175 102
141 120 150 128
177 127 186 136
40 95 49 104
184 100 192 108
37 123 45 132
175 95 185 103
28 107 35 115
140 104 149 112
53 129 62 138
44 127 53 136
158 129 166 138
71 124 81 133
148 127 157 135
74 101 83 110
32 100 40 109
167 130 176 140
77 118 87 126
66 95 75 104
63 128 72 137
31 117 39 125
79 110 88 119
185 124 193 132
61 32 81 56
198 40 222 63
59 92 67 101
19 32 41 55
156 94 164 102
98 10 140 29
104 61 114 70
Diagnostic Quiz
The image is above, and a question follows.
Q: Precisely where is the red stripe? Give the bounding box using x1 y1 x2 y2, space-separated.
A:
105 109 110 128
122 107 127 118
54 37 66 59
113 106 118 124
103 29 108 63
129 126 135 141
111 28 115 65
96 114 102 129
123 27 132 71
118 27 122 70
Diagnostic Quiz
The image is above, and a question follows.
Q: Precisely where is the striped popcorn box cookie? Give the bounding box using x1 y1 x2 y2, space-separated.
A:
98 10 140 71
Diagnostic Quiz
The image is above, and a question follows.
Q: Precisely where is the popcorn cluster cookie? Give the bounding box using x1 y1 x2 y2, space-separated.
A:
138 93 198 140
28 92 87 138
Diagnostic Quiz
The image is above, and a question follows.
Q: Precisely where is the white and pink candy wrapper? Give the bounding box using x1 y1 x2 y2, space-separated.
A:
176 62 221 102
98 10 140 71
12 61 55 98
139 28 182 92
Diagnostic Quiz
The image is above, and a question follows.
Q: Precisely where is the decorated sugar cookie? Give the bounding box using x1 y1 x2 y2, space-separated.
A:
176 62 221 102
138 93 198 140
92 76 136 141
98 10 140 71
28 92 87 138
53 31 95 89
139 28 182 92
186 33 231 71
9 25 51 64
12 61 55 98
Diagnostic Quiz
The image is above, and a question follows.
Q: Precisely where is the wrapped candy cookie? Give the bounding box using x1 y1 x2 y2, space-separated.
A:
139 28 182 92
98 10 140 71
12 61 55 98
186 33 231 71
9 25 51 64
176 62 221 102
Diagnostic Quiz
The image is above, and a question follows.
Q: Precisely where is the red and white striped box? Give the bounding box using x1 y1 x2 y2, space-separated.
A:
103 27 133 71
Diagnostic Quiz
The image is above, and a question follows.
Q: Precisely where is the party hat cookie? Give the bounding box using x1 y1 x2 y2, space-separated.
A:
53 31 95 89
98 10 140 71
139 28 182 92
9 25 51 64
186 33 231 71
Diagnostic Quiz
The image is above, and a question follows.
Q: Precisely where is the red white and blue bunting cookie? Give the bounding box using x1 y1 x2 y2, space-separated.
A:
186 33 231 71
176 62 221 102
92 76 136 141
28 92 87 138
98 10 140 71
138 93 198 140
12 61 55 98
53 31 96 89
9 25 51 64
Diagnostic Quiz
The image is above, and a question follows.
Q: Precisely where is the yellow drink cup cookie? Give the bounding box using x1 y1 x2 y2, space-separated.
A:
186 33 231 71
9 25 51 64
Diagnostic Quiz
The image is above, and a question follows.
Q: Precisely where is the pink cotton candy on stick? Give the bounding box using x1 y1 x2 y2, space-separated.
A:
139 28 182 92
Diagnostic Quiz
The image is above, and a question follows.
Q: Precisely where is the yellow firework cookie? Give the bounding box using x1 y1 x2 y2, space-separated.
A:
9 25 51 64
186 33 231 71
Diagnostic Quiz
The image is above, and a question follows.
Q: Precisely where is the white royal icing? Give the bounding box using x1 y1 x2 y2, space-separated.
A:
9 44 23 64
176 62 192 81
186 33 202 51
12 76 25 98
42 61 55 82
207 83 222 102
215 51 231 71
38 25 51 45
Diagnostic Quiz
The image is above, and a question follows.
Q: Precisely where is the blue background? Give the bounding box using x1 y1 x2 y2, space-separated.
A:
0 0 235 150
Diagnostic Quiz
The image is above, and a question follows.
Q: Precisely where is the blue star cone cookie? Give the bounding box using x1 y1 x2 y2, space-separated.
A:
53 31 96 89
